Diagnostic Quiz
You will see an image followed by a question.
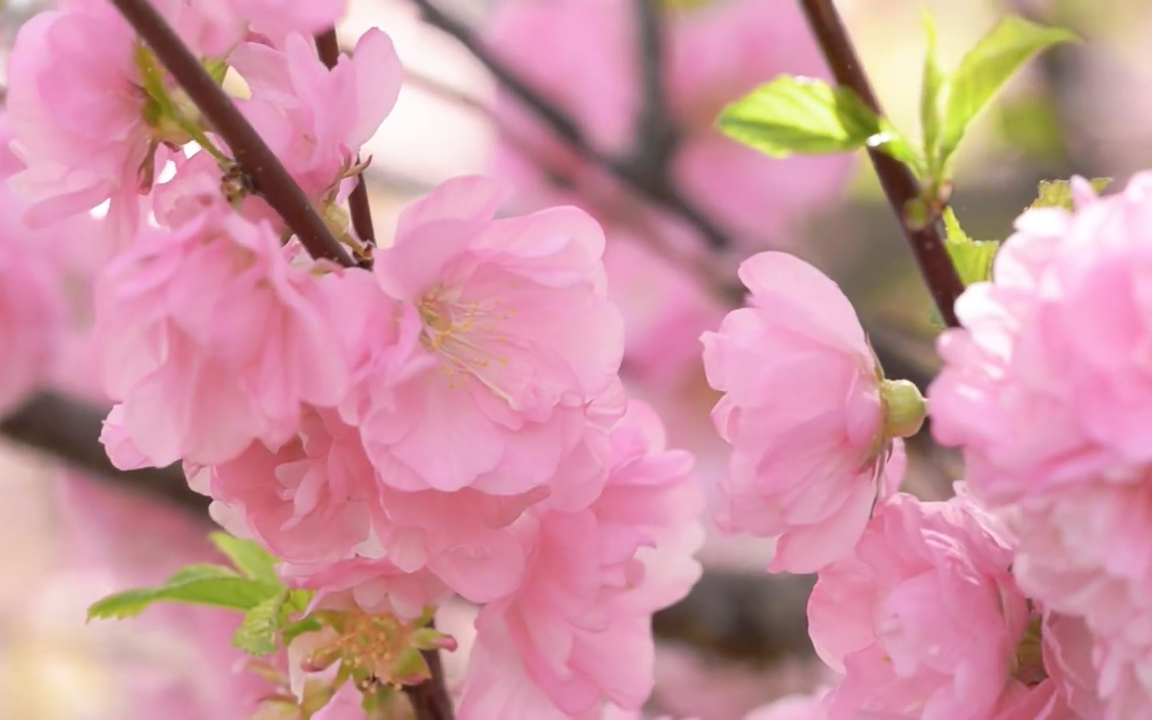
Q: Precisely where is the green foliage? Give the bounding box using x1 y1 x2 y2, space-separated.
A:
1029 177 1112 210
232 589 314 655
942 208 998 286
716 76 884 157
937 16 1079 171
209 531 281 585
87 564 281 620
920 13 946 176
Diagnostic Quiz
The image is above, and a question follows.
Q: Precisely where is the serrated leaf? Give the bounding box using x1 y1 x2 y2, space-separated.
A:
88 564 280 620
717 76 881 157
1029 177 1112 210
939 16 1079 167
209 532 282 585
233 591 287 655
943 208 998 286
921 11 946 174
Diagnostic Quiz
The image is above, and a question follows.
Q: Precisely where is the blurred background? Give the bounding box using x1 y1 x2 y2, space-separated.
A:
2 0 1152 717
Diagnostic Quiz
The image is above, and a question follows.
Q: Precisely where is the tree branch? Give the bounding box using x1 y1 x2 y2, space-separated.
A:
315 29 377 247
0 391 208 513
798 0 964 327
110 0 356 268
407 0 734 251
631 0 677 185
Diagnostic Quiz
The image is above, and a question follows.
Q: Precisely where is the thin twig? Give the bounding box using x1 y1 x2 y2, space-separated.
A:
798 0 964 327
110 0 355 267
631 0 677 185
315 29 377 247
407 0 733 250
0 391 208 513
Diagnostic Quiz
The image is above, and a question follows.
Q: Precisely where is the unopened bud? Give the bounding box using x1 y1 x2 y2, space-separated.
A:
881 379 926 439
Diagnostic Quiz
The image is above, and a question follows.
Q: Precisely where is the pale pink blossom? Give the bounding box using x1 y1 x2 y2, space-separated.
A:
701 251 909 573
743 688 829 720
95 201 349 467
357 174 625 498
807 493 1031 720
281 556 451 622
6 0 150 235
231 28 401 210
0 200 63 416
457 401 702 719
191 408 379 566
930 173 1152 504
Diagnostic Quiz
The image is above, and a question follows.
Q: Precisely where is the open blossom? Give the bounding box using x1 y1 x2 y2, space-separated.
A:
357 174 625 497
96 201 349 468
930 173 1152 503
457 401 702 720
702 252 915 573
230 28 401 209
808 493 1033 720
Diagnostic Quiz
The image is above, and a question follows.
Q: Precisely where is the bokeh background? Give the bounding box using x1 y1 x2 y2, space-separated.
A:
2 0 1151 717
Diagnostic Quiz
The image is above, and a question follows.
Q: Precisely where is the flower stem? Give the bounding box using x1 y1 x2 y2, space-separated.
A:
798 0 964 327
109 0 356 268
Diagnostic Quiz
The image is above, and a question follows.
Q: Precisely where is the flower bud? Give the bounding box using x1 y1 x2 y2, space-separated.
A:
881 378 927 439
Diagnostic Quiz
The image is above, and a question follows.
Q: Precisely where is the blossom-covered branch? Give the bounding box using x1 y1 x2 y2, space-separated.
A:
408 0 735 250
798 0 965 327
109 0 357 267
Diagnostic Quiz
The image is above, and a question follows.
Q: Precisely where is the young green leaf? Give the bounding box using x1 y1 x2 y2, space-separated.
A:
716 75 881 157
87 564 281 620
939 16 1079 168
1029 177 1112 210
943 208 998 286
869 119 924 176
233 591 288 655
920 12 946 174
281 615 324 647
209 531 282 586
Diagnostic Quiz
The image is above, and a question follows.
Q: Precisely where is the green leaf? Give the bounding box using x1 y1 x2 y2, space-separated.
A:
233 591 288 655
281 615 324 646
943 208 999 286
88 564 281 620
921 11 946 174
939 16 1079 167
209 532 282 586
717 76 881 157
1029 177 1112 210
870 118 924 176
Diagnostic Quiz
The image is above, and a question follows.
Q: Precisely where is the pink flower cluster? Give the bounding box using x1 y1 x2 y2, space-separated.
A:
931 172 1152 717
4 3 705 716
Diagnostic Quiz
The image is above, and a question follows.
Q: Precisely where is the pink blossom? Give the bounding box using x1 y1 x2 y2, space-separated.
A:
357 174 625 497
0 192 63 415
457 400 702 719
5 0 150 234
930 173 1152 504
230 28 401 209
95 201 349 467
807 493 1031 720
281 556 451 622
191 408 379 566
743 689 829 720
701 251 909 573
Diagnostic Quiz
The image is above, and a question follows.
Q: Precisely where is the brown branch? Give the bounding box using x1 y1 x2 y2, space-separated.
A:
407 0 734 251
631 0 677 185
0 391 208 513
315 29 377 247
110 0 355 268
799 0 964 327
